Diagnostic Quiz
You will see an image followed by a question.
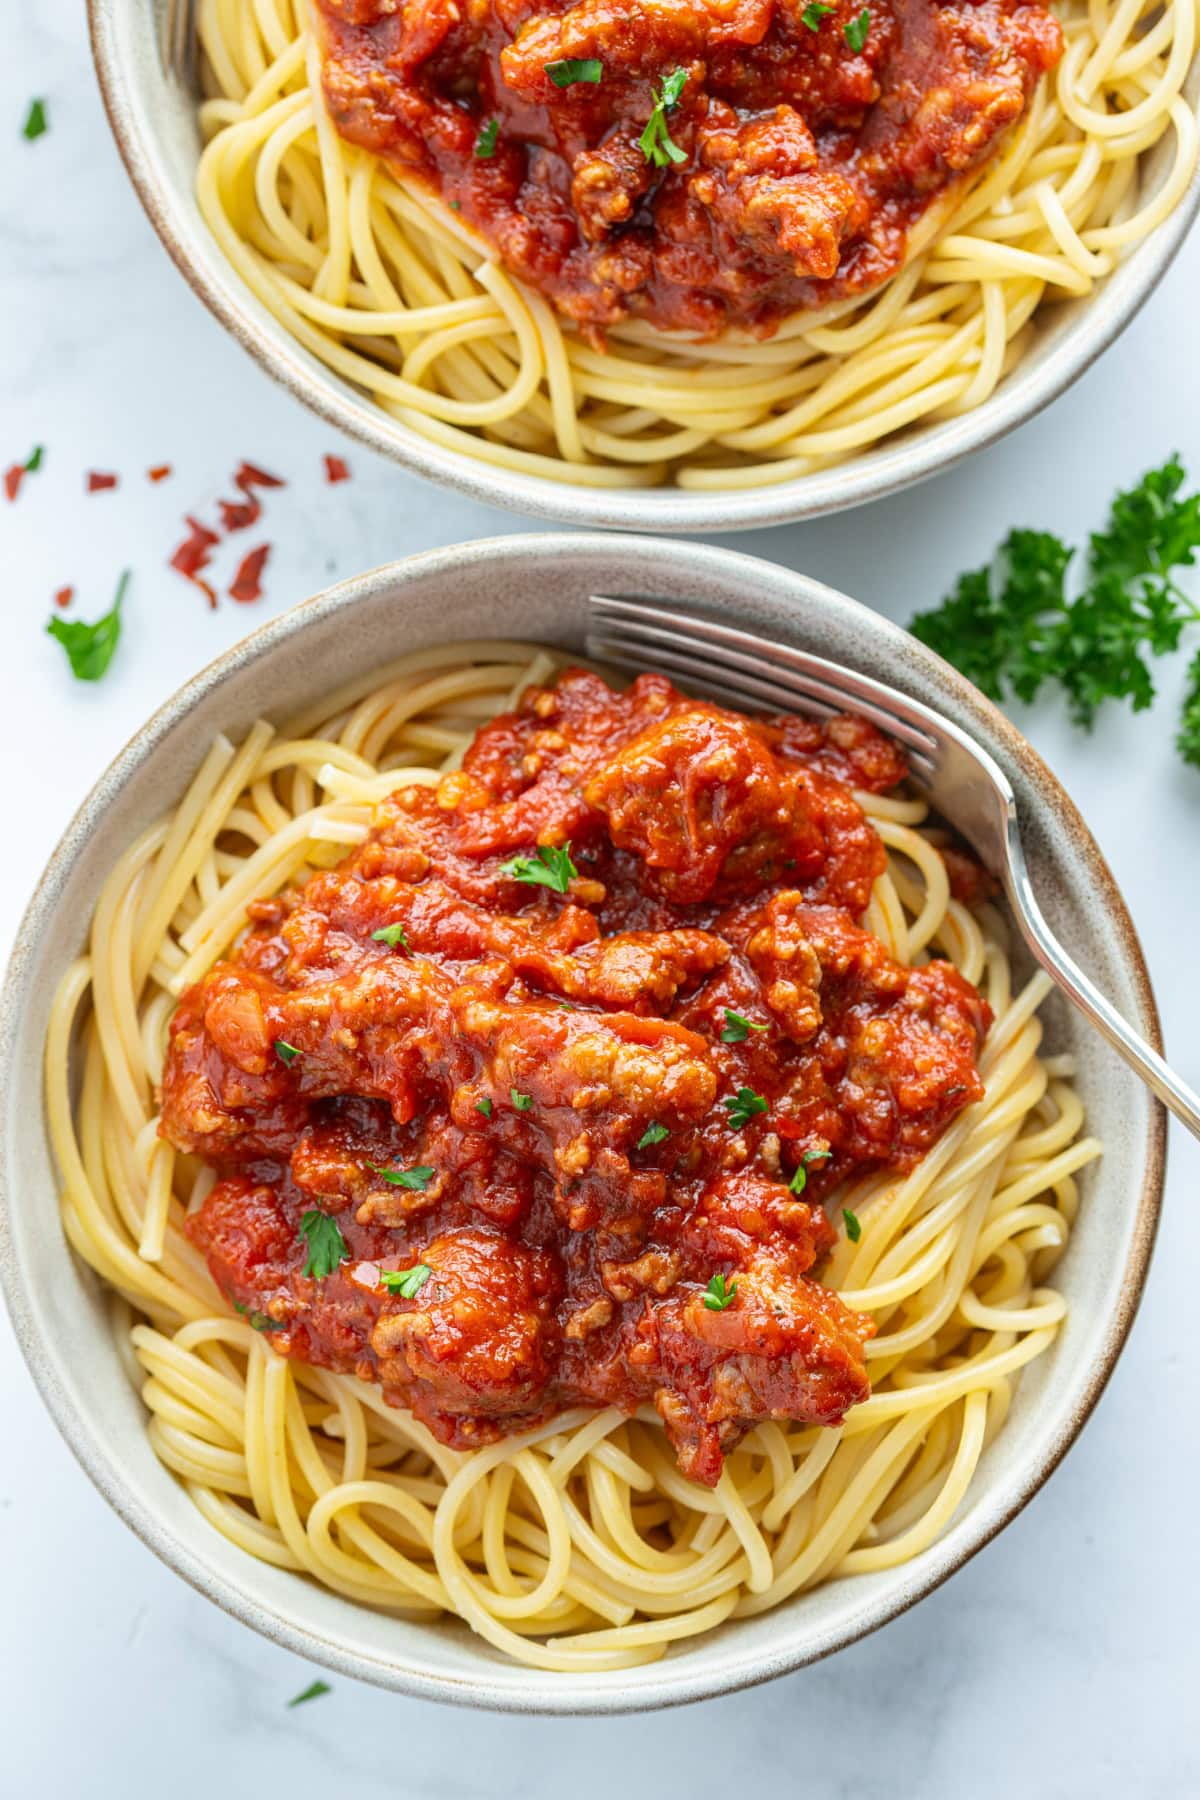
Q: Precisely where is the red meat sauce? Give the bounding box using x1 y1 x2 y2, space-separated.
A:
314 0 1061 339
164 671 991 1485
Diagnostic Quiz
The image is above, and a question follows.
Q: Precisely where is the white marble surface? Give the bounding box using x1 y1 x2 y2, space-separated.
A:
4 8 1200 1793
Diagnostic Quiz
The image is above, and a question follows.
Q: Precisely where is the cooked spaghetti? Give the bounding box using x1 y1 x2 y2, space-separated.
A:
193 0 1196 488
47 645 1099 1671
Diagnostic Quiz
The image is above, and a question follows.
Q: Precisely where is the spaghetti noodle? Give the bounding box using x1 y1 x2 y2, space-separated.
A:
46 644 1099 1671
192 0 1197 489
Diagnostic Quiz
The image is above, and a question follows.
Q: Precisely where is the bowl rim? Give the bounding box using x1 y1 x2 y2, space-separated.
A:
86 0 1200 533
0 532 1167 1712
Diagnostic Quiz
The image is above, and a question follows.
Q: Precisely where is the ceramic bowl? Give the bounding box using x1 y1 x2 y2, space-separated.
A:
0 534 1165 1712
89 0 1200 532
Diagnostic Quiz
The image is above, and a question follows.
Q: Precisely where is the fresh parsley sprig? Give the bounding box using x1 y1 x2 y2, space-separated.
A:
369 1164 434 1191
46 569 127 681
500 842 578 893
911 456 1200 766
724 1087 768 1130
844 8 871 50
721 1009 768 1044
640 68 688 168
298 1210 349 1279
703 1273 737 1311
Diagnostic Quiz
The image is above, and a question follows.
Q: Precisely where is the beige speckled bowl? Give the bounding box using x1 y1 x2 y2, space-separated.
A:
0 536 1165 1712
88 0 1200 531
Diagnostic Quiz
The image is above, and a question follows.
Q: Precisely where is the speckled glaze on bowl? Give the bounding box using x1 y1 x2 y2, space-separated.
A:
0 536 1165 1713
88 0 1200 532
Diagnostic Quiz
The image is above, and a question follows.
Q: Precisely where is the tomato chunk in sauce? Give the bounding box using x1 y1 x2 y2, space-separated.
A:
314 0 1061 337
165 672 991 1485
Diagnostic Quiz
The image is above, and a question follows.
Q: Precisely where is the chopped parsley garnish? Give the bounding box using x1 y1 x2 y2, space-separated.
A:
372 923 408 950
724 1087 769 1130
476 1097 494 1119
380 1263 433 1298
274 1039 301 1066
637 1121 669 1149
545 57 603 86
801 2 835 25
844 8 871 49
369 1164 434 1191
298 1211 348 1280
500 842 578 893
475 117 499 158
843 1207 862 1243
639 67 688 168
703 1273 737 1312
25 445 44 472
23 99 47 141
46 568 127 682
910 455 1200 766
511 1088 533 1111
789 1148 832 1195
233 1300 286 1332
287 1680 331 1708
720 1009 769 1044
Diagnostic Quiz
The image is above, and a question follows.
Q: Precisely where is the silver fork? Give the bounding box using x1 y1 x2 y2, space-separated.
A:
586 593 1200 1144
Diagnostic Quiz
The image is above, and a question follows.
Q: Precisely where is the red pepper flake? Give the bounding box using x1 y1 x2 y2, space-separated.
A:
147 464 173 483
170 515 221 609
87 471 119 493
218 460 286 533
4 464 24 503
236 461 285 492
54 585 74 609
324 454 351 484
229 543 271 604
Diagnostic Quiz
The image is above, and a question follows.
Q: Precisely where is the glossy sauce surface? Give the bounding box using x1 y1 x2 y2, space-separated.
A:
164 674 991 1483
314 0 1061 337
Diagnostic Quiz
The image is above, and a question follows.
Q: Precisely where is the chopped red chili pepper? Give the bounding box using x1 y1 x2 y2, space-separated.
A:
229 543 271 603
324 454 350 484
54 585 74 609
147 464 173 483
87 471 119 492
235 461 284 491
218 495 261 532
4 464 24 503
170 515 221 609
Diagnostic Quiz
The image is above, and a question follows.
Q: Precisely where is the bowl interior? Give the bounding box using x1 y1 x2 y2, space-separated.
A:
90 0 1200 531
0 535 1163 1712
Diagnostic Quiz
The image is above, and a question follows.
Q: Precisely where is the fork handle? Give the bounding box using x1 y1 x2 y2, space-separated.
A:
1005 849 1200 1143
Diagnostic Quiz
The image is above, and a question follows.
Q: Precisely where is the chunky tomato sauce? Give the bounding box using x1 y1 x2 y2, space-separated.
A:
314 0 1060 338
165 673 990 1484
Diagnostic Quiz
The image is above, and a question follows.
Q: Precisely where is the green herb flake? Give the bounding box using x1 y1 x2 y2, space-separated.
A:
788 1148 832 1195
274 1039 301 1066
25 445 44 472
368 1163 435 1191
233 1301 286 1333
720 1009 769 1044
372 923 409 950
801 2 835 26
476 1096 494 1119
46 569 127 682
297 1211 349 1280
703 1273 737 1312
639 67 688 168
287 1680 331 1708
23 99 48 141
380 1262 433 1299
510 1089 533 1111
475 117 499 158
500 841 579 893
723 1087 769 1131
637 1121 669 1149
545 57 603 86
844 7 871 49
843 1207 862 1243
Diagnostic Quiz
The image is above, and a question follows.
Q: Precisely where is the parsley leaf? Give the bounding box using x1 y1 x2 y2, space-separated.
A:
298 1211 348 1279
287 1680 331 1708
788 1148 832 1195
1179 648 1200 768
720 1008 768 1043
26 445 44 472
724 1087 768 1130
639 68 688 168
545 57 603 86
510 1089 533 1111
233 1300 287 1332
801 1 835 24
369 1163 434 1190
476 1096 494 1119
843 1207 862 1243
372 923 408 950
380 1263 433 1298
637 1121 669 1149
475 117 499 158
46 569 127 681
844 8 871 49
703 1273 737 1311
500 842 578 893
23 99 48 141
911 457 1200 759
274 1039 301 1066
